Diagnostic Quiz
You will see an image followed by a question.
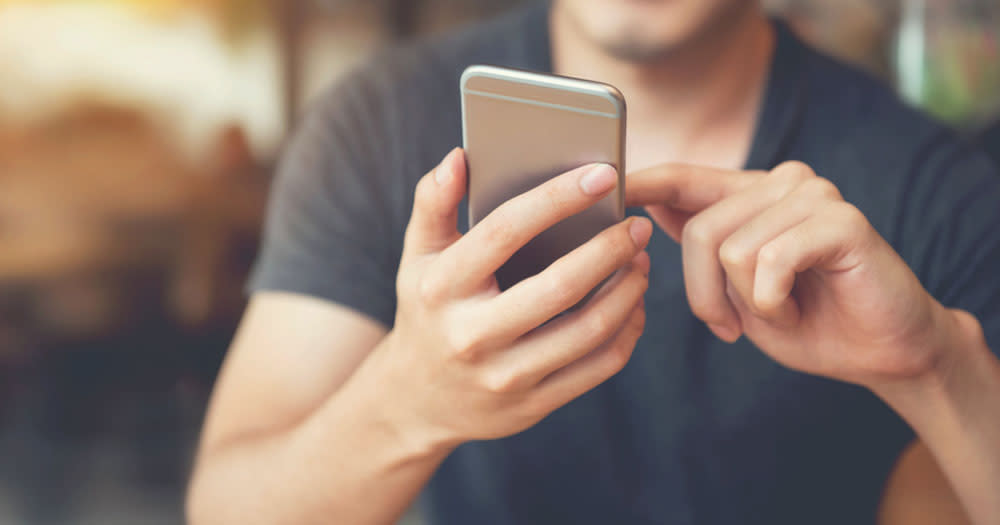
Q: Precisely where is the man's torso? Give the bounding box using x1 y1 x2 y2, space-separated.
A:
250 3 1000 523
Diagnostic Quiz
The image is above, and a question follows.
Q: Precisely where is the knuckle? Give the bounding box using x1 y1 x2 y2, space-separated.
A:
446 325 488 360
757 242 784 268
524 179 570 218
395 267 413 297
718 240 753 269
773 160 815 182
603 341 633 375
542 273 575 307
689 295 727 325
482 369 520 394
635 306 647 328
753 294 781 314
417 273 448 306
630 307 647 335
583 309 615 345
397 277 421 310
954 309 987 346
687 298 712 323
520 395 550 419
542 179 569 207
682 218 715 247
802 176 841 200
481 218 519 252
828 201 868 229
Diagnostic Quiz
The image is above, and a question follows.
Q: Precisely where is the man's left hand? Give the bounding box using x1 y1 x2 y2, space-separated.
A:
626 161 963 388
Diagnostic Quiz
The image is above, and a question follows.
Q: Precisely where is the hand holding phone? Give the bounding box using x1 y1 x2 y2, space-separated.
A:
366 148 650 449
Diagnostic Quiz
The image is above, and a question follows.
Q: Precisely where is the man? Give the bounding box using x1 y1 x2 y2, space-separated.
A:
187 1 1000 523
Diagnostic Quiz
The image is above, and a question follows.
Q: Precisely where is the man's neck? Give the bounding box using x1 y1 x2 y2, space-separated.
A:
549 6 775 171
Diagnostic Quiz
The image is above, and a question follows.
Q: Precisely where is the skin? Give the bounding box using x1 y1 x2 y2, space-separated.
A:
188 155 652 524
556 0 760 64
881 442 972 524
188 1 997 523
626 162 999 524
551 0 774 172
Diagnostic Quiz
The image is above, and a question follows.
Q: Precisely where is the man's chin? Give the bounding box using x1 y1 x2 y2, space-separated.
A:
600 38 679 64
592 27 692 64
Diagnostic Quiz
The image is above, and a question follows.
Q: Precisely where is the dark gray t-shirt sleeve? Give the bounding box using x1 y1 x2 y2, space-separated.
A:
248 76 401 328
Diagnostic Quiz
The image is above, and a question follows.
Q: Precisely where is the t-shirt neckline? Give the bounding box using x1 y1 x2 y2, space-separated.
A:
514 2 808 171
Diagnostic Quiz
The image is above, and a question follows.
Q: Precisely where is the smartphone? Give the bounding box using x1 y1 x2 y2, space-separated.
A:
461 65 627 294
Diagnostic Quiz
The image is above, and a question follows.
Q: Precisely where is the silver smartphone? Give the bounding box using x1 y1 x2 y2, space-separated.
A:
461 64 627 292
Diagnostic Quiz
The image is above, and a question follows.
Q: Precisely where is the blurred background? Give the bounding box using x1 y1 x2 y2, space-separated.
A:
0 0 996 523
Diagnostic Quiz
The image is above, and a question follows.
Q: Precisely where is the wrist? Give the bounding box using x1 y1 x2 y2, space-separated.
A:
868 308 1000 524
345 331 462 463
869 306 992 430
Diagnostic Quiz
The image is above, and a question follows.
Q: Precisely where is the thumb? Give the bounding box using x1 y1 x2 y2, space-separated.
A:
402 148 467 258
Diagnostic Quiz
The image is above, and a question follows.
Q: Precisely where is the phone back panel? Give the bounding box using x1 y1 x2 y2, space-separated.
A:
462 65 626 291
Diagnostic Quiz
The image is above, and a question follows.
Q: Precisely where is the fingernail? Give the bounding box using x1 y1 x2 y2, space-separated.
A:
435 149 458 185
579 164 617 195
708 323 740 343
629 218 653 246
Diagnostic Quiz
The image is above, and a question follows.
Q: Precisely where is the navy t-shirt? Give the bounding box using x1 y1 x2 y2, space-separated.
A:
979 119 1000 166
250 3 1000 523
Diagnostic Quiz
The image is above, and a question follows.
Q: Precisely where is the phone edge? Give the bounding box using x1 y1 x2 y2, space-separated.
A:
460 64 628 229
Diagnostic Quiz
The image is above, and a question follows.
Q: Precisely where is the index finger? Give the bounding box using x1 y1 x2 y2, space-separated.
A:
625 163 764 212
430 163 620 297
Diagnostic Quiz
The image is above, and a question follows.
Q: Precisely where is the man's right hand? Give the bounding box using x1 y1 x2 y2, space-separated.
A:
188 147 651 525
354 148 652 452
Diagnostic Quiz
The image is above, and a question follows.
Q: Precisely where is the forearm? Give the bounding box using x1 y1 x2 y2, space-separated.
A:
187 360 454 525
873 309 1000 525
